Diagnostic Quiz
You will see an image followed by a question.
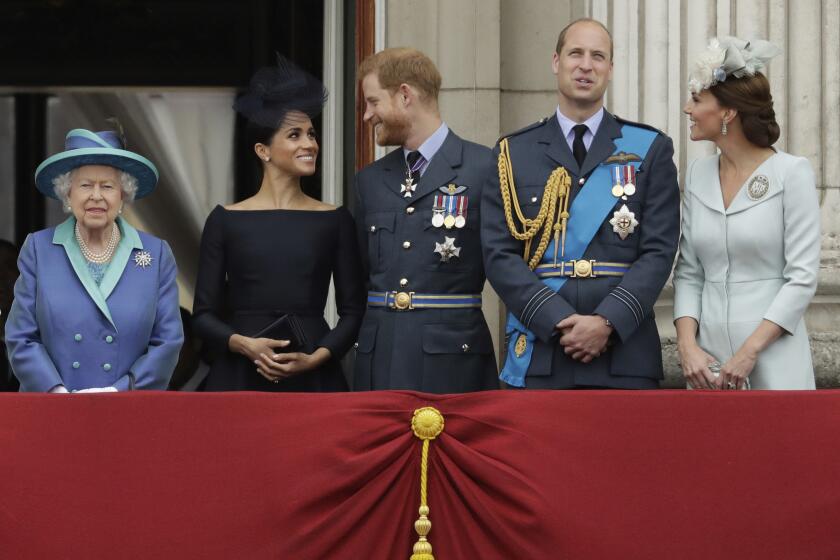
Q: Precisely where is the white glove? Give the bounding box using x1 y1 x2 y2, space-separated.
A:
72 387 118 393
49 385 70 394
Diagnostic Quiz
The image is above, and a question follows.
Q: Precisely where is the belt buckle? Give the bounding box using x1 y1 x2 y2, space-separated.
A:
569 259 597 278
390 291 414 310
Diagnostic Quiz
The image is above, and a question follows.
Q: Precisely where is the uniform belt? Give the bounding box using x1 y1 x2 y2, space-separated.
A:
534 260 632 279
367 291 482 311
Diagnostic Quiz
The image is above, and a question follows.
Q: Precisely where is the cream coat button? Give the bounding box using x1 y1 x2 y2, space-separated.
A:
403 241 411 249
406 206 415 214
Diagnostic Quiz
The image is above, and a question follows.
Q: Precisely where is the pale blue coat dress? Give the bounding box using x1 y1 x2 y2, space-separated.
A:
673 152 820 389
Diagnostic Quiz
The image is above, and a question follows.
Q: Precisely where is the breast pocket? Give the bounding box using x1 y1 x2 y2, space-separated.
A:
365 212 396 272
421 322 494 391
422 209 481 273
517 185 548 220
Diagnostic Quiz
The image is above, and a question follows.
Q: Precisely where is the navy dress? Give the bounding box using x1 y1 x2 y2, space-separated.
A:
193 205 365 391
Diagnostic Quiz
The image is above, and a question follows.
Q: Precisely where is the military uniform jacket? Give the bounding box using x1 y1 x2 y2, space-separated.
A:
481 111 680 388
353 130 498 392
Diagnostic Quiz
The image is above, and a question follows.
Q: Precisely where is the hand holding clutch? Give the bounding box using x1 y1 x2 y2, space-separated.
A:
252 314 310 352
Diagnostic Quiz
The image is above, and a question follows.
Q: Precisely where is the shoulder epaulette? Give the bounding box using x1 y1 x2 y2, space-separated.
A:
612 114 665 136
497 116 551 144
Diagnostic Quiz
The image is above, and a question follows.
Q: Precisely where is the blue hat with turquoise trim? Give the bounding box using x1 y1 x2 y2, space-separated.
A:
34 129 159 200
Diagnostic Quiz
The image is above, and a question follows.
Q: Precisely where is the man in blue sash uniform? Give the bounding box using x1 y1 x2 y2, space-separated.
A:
481 18 680 389
353 48 498 392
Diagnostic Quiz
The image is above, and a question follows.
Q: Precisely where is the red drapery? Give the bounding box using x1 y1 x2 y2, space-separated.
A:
1 390 838 559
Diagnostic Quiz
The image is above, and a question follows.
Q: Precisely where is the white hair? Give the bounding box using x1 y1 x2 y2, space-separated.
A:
52 168 138 212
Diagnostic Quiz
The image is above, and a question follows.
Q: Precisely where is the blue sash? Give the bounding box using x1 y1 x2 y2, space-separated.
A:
500 125 657 387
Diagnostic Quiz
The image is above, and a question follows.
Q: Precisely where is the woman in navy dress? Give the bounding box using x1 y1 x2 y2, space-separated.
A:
193 58 365 391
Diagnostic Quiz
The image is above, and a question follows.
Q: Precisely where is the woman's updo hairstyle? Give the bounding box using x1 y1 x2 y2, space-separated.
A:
708 68 780 148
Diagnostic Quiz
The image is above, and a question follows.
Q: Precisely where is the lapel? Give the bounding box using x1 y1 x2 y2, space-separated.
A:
579 111 622 178
411 131 460 202
100 217 144 301
380 131 461 204
540 116 579 173
687 155 725 214
380 148 412 202
52 217 144 330
724 154 782 215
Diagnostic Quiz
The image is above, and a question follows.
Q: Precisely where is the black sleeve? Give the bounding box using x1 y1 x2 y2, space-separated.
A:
192 206 236 348
315 207 366 358
353 174 371 283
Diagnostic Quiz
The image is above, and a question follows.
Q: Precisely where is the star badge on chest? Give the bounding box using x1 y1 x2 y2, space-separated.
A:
434 236 461 263
133 250 153 268
400 176 417 198
609 204 638 240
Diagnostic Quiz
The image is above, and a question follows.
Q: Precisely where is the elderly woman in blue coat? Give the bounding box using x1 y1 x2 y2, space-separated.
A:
4 128 183 392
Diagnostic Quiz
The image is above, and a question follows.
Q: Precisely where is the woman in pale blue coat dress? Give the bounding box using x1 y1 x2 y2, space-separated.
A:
4 128 183 392
674 37 820 390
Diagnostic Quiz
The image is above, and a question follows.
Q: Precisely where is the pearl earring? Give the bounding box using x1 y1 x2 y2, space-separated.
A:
721 120 728 136
264 156 270 162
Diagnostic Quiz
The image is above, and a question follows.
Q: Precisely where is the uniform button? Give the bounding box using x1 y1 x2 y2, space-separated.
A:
399 278 408 287
72 361 80 369
530 196 538 203
103 363 112 372
353 342 359 349
74 334 82 342
105 335 114 343
402 241 411 249
370 225 376 232
462 344 470 353
406 206 415 214
578 178 585 186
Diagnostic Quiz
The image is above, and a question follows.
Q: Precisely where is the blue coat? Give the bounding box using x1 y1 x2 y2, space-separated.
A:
353 130 498 392
481 112 681 389
4 217 183 392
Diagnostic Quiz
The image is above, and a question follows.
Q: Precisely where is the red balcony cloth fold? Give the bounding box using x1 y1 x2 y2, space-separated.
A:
1 390 838 559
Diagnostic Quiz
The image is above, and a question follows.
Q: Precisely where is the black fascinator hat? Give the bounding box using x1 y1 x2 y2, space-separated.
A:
234 55 328 129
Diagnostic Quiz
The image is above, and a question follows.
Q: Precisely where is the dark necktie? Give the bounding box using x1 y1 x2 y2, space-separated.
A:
572 124 588 168
406 151 425 177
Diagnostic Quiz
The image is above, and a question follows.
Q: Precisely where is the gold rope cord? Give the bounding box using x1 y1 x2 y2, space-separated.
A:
409 407 445 560
498 138 571 269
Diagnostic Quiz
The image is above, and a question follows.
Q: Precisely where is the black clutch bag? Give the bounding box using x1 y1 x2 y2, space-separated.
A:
253 314 310 353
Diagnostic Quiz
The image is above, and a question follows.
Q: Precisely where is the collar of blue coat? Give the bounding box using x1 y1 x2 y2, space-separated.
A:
52 216 144 329
687 152 783 216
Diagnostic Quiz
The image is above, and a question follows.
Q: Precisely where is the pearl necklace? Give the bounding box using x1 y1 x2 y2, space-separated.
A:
76 222 120 264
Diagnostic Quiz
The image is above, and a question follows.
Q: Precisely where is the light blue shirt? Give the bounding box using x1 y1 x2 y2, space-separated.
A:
403 122 449 176
555 107 604 153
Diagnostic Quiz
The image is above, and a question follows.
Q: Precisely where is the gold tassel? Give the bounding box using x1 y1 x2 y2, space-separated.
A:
410 407 445 560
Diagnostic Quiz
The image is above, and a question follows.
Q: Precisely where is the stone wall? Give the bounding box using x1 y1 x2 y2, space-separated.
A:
383 0 840 386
